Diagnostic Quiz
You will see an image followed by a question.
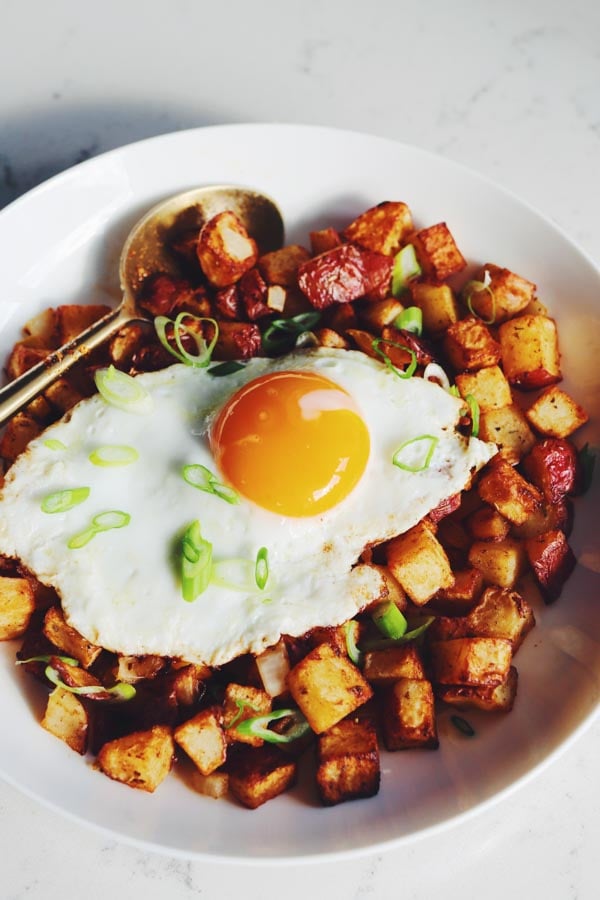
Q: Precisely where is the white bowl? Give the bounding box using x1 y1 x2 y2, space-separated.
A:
0 124 599 862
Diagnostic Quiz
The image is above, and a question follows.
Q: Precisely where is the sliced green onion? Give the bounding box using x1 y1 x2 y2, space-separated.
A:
262 311 322 354
67 510 131 549
361 616 435 650
392 435 439 472
391 244 422 297
44 665 136 701
344 621 362 666
372 338 417 380
226 697 262 730
255 547 269 590
423 362 451 392
209 360 247 377
154 313 219 367
578 443 597 494
89 445 139 467
182 464 239 504
394 306 423 336
372 601 408 640
94 365 153 414
16 654 79 666
449 385 460 397
464 394 480 438
41 487 90 514
463 271 496 324
180 520 213 602
44 438 67 451
235 708 310 744
451 714 476 737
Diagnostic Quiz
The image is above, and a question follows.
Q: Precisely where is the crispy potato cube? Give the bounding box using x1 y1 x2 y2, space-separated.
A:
498 315 561 390
187 769 229 799
43 606 102 668
322 301 358 332
223 683 272 746
0 576 36 640
287 643 373 734
522 438 579 503
343 201 414 256
54 304 111 344
523 298 549 316
477 459 542 525
169 663 209 706
386 522 453 605
255 640 291 698
315 327 349 349
437 666 518 712
44 378 85 414
258 244 310 286
228 746 297 809
455 365 512 411
41 686 89 754
0 412 42 464
525 386 589 438
6 343 50 380
49 656 104 691
213 320 262 360
443 316 502 372
478 405 536 464
174 707 226 776
265 284 287 312
382 678 438 750
23 307 57 347
429 637 512 685
357 297 404 333
525 530 576 603
463 585 535 651
468 538 527 589
197 211 258 287
309 227 342 255
363 644 425 687
409 282 459 334
465 506 511 542
430 568 484 615
411 222 466 281
113 654 165 684
511 499 572 540
109 322 147 368
466 264 536 323
316 717 380 805
97 725 174 792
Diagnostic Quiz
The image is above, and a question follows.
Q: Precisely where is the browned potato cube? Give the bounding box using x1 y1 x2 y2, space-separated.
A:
382 678 438 750
463 585 535 651
197 211 258 287
223 683 272 746
168 663 209 706
465 506 511 542
386 522 453 605
525 386 589 438
265 284 287 312
363 643 425 687
477 459 542 525
109 322 147 368
287 643 373 734
322 301 358 332
41 686 89 754
43 606 102 668
429 637 512 685
258 244 310 285
316 717 380 805
409 282 459 334
0 576 36 640
6 343 50 380
187 769 229 800
113 654 165 684
44 378 85 414
228 746 297 809
357 297 404 333
525 529 576 603
465 264 536 323
97 725 174 792
443 317 502 372
54 304 111 344
498 315 561 390
23 307 57 347
309 227 342 255
343 201 413 255
437 666 518 712
455 365 512 411
478 405 536 464
0 412 42 464
411 222 466 281
174 707 227 776
213 321 262 360
430 568 484 615
468 538 527 589
315 327 349 349
511 499 572 540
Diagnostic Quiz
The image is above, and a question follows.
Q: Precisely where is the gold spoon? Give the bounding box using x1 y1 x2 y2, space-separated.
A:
0 185 284 428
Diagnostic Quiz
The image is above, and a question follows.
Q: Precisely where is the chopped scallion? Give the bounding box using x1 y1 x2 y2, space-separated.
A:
226 697 262 731
261 311 322 355
343 621 362 666
16 654 79 666
154 313 219 367
94 365 153 414
372 338 417 379
41 487 90 514
464 394 480 438
67 510 131 549
361 616 435 650
394 306 423 336
182 464 239 504
391 245 422 297
44 439 67 451
255 546 269 590
89 445 139 467
235 708 310 744
463 271 496 324
392 435 439 472
180 520 213 602
209 360 247 377
44 666 136 701
372 601 408 640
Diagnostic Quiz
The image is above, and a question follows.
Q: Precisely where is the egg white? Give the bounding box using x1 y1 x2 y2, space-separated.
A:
0 348 496 665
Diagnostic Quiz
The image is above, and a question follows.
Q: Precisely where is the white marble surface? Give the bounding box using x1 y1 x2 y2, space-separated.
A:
0 0 599 896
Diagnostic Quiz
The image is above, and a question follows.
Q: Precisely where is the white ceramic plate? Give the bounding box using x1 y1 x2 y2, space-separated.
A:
0 124 599 862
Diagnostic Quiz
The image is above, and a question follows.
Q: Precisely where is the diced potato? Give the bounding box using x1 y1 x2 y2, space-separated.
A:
42 606 102 668
187 769 229 799
174 707 227 776
315 327 349 349
357 297 404 333
465 506 511 542
525 386 589 438
113 654 165 684
0 576 36 640
498 315 561 390
343 201 413 256
309 227 342 256
522 438 579 503
0 412 42 464
363 643 425 687
41 686 89 754
265 284 287 312
443 317 502 372
382 678 438 750
437 666 518 712
316 717 380 805
287 643 373 734
97 725 174 792
44 378 85 414
6 343 50 380
255 640 291 697
213 321 262 360
477 459 542 525
465 264 535 323
168 663 209 706
430 568 484 615
54 304 111 345
23 307 57 347
468 538 527 589
409 282 459 334
322 302 358 332
511 499 572 540
258 244 311 285
109 322 147 368
455 365 512 411
525 529 576 603
386 522 453 605
411 222 466 281
228 746 297 809
223 683 272 746
197 211 258 287
462 585 535 650
429 637 513 686
478 405 536 464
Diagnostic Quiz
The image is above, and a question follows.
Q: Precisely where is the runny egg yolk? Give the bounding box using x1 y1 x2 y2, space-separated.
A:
211 370 370 516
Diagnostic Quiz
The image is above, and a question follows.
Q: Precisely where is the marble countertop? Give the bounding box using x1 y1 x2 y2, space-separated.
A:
1 1 598 897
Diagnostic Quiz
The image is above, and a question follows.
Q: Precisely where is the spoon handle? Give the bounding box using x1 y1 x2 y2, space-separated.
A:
0 305 137 429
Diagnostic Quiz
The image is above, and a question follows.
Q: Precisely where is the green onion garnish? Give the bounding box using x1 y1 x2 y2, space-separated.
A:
463 270 496 324
392 435 439 472
94 365 153 414
89 445 139 467
372 338 417 379
155 313 219 367
394 306 423 336
362 616 435 650
449 385 460 397
41 487 90 514
210 558 255 592
578 443 597 494
44 665 136 701
67 510 131 549
226 697 262 730
451 714 476 737
343 621 362 666
180 520 213 602
391 245 422 297
16 654 79 666
262 311 322 355
44 439 67 451
182 464 239 504
372 601 408 639
464 394 480 438
255 547 269 590
209 360 247 377
235 708 310 744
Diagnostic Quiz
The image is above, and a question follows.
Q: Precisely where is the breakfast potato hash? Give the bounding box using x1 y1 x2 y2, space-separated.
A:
0 198 591 808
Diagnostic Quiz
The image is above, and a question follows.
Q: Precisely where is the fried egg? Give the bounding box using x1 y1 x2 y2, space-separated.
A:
0 348 496 665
